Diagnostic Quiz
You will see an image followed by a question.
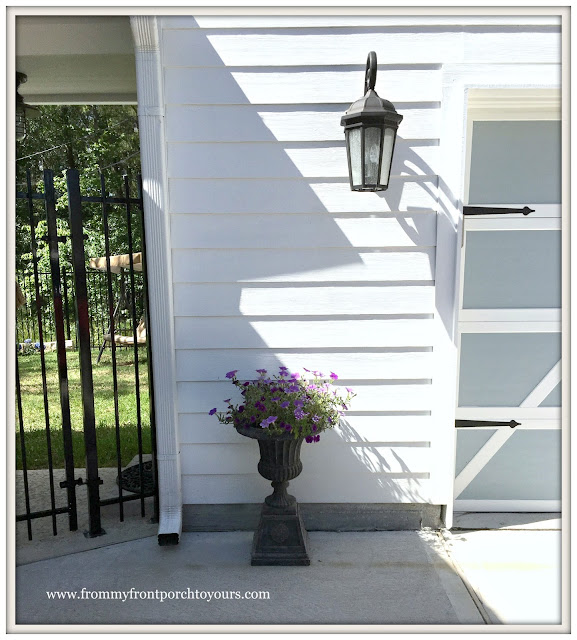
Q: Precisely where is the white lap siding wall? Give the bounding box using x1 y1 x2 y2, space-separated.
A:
161 15 561 507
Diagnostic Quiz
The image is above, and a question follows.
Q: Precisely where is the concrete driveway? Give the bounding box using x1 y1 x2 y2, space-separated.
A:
11 512 565 631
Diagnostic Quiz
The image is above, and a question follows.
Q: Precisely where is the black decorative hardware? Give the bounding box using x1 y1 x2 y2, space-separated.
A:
341 51 403 192
455 420 520 429
59 477 84 489
463 206 534 216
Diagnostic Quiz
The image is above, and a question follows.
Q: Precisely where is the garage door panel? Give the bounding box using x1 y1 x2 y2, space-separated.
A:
457 430 561 501
458 333 561 407
454 430 497 476
540 382 562 407
462 230 561 309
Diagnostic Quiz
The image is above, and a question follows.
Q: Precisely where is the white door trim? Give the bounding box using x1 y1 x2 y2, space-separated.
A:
454 428 515 498
520 360 562 408
454 499 561 513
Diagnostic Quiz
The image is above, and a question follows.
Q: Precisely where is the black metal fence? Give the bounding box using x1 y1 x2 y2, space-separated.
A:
15 168 158 540
16 268 144 350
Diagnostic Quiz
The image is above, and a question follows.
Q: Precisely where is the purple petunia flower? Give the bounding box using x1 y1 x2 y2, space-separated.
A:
285 423 292 432
243 381 251 387
291 372 300 380
305 436 313 443
224 399 231 404
280 401 290 409
330 372 338 380
256 369 267 375
209 408 217 415
260 415 278 428
314 435 320 442
294 409 308 421
238 405 245 413
294 399 304 408
226 370 238 379
346 387 354 393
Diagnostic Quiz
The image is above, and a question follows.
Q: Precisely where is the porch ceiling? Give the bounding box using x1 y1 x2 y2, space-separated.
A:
15 16 137 104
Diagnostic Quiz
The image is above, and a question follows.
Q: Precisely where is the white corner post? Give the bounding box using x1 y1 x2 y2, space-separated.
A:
430 69 468 531
130 16 182 544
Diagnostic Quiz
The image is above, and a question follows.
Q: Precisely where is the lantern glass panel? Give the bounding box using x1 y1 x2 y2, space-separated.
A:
16 104 26 142
364 127 382 186
348 127 362 187
379 127 396 187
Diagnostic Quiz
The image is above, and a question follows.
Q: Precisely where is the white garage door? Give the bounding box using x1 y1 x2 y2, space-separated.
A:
454 92 562 512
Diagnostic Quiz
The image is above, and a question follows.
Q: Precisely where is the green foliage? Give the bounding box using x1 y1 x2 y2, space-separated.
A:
211 367 356 442
16 105 141 275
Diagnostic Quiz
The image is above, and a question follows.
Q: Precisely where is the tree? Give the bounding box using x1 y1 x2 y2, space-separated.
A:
15 105 143 342
16 104 141 273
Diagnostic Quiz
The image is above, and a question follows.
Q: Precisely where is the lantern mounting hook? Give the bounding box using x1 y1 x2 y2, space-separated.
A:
364 51 377 94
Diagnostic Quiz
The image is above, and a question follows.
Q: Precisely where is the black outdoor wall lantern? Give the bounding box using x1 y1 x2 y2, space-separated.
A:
341 51 403 192
16 72 39 142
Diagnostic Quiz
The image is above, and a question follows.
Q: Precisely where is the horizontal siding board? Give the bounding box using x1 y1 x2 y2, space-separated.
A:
171 248 436 283
180 442 431 475
172 283 435 316
169 179 438 214
164 68 442 104
167 143 439 179
162 30 559 67
162 16 561 29
181 473 432 504
177 381 432 413
165 106 441 142
180 414 434 444
463 31 560 64
442 63 560 88
175 317 435 349
163 31 462 66
170 214 437 248
175 349 435 381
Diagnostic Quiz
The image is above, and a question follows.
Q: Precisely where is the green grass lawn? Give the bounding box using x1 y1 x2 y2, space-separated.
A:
16 348 151 470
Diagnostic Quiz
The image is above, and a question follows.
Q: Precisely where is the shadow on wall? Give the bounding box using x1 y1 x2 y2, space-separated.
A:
169 20 461 505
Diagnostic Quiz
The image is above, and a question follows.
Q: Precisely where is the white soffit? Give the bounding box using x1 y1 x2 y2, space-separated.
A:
15 16 137 104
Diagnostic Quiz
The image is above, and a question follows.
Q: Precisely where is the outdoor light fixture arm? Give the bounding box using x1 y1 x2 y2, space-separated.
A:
364 51 377 93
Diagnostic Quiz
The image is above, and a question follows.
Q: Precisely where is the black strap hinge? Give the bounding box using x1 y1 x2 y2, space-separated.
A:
463 206 534 216
455 419 520 429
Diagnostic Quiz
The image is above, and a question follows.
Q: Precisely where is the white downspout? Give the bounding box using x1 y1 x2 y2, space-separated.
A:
130 16 182 545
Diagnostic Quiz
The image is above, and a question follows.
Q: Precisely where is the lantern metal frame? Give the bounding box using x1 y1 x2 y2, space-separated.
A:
16 72 40 142
341 52 403 192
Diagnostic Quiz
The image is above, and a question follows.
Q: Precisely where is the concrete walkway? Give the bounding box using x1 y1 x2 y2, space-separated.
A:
12 513 565 631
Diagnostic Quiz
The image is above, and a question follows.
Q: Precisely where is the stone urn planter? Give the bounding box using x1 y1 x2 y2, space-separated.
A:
209 367 356 566
236 424 310 566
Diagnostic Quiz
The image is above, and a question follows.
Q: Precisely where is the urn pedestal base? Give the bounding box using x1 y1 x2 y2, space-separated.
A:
251 496 310 566
234 425 311 566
